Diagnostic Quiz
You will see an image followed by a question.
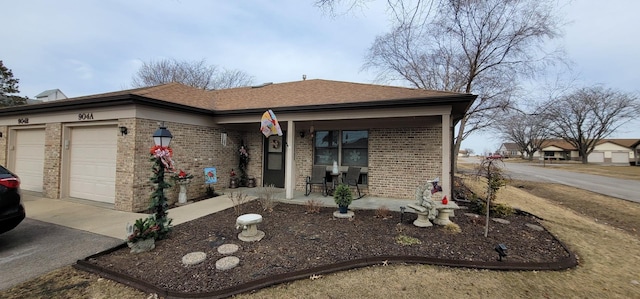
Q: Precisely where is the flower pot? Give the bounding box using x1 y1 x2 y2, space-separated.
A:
229 177 239 188
247 177 256 188
127 238 155 254
338 205 349 214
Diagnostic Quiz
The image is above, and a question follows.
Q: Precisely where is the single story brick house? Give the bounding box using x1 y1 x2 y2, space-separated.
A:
0 79 476 212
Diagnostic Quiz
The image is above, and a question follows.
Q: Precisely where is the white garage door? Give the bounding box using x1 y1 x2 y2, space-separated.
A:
69 126 117 203
14 129 46 192
611 152 629 163
588 152 604 163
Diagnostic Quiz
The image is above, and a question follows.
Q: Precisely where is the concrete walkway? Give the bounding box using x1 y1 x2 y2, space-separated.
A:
22 188 414 239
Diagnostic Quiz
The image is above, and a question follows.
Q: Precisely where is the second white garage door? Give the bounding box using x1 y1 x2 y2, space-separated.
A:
611 152 629 163
14 129 45 192
69 126 117 203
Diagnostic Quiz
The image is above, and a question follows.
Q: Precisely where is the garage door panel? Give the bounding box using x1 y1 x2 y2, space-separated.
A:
69 126 117 203
611 152 629 163
588 152 604 163
15 129 45 192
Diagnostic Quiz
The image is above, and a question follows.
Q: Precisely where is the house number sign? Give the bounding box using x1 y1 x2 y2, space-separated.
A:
78 113 94 120
18 118 29 124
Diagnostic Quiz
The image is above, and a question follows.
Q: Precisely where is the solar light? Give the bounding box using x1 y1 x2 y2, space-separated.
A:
400 206 406 223
495 243 507 261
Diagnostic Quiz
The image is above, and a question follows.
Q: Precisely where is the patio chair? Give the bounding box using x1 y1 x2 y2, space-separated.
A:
344 166 364 199
305 165 328 196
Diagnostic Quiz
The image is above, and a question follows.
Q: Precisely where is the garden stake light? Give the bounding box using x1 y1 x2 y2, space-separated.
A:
495 243 508 261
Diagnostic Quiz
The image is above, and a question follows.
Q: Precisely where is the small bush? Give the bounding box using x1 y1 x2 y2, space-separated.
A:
304 199 322 214
444 223 461 234
229 192 248 216
257 184 279 212
492 203 514 218
375 205 392 219
395 234 422 246
468 198 514 218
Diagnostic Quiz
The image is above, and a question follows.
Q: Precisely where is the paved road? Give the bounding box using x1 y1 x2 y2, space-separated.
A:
463 159 640 203
0 218 121 290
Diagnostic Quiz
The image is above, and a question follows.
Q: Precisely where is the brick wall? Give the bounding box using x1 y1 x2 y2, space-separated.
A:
43 123 62 198
292 126 441 200
0 126 6 165
295 134 314 191
125 119 229 212
368 126 441 200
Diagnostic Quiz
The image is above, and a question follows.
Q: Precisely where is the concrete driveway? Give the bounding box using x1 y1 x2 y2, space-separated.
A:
461 158 640 203
0 218 122 290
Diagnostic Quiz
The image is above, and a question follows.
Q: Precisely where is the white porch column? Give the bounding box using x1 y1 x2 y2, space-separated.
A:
441 114 452 201
285 121 296 199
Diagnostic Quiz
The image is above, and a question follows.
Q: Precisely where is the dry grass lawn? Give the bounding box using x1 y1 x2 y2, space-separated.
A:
3 165 640 298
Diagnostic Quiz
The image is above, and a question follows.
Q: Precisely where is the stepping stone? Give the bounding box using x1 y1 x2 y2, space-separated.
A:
216 256 240 270
464 213 480 218
491 218 510 224
217 243 240 255
182 252 206 266
525 223 545 231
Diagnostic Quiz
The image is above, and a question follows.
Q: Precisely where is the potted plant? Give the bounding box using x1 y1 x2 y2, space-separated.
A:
333 183 353 213
126 217 159 253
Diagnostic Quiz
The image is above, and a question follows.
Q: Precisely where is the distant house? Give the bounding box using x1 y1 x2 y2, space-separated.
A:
532 139 640 164
498 142 521 158
34 89 67 102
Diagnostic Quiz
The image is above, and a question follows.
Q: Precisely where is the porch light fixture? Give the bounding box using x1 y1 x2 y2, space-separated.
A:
153 123 173 147
119 126 128 136
495 243 507 261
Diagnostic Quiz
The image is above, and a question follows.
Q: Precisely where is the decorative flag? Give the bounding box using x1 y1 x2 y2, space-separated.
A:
260 109 283 137
204 167 217 184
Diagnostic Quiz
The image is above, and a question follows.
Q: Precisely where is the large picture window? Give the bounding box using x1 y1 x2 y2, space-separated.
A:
314 130 368 167
314 130 339 165
341 130 368 167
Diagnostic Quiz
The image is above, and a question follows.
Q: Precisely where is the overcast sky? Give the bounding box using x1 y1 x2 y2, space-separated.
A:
3 0 639 154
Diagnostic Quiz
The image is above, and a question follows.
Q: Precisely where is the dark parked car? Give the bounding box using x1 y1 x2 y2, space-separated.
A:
0 165 24 234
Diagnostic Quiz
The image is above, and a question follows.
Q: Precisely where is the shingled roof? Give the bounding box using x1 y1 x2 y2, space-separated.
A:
208 79 466 111
0 80 475 118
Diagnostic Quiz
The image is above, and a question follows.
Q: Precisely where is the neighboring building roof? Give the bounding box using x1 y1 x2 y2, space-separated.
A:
599 139 640 148
541 139 640 151
540 140 577 151
35 89 66 98
501 142 520 151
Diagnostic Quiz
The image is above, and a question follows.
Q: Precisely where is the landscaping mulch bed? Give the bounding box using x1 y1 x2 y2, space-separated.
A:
82 200 573 296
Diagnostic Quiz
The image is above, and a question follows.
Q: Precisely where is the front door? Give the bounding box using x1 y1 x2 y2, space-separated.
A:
263 134 285 187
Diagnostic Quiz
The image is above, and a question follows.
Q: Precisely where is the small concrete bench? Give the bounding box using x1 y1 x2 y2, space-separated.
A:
407 203 433 227
236 213 265 242
433 201 460 226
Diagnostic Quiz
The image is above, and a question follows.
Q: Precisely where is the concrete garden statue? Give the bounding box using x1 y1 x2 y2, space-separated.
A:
172 169 193 205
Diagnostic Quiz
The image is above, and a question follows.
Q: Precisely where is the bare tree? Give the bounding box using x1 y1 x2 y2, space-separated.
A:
319 0 565 170
131 58 254 90
542 86 640 164
497 109 550 160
